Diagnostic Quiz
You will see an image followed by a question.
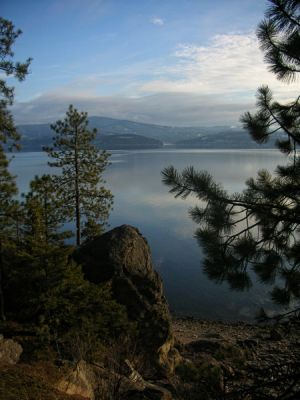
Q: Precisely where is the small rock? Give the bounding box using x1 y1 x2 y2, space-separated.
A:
57 360 96 400
237 339 258 349
203 332 224 339
0 338 23 365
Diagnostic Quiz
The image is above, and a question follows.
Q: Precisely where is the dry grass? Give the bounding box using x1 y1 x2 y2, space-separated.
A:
0 363 85 400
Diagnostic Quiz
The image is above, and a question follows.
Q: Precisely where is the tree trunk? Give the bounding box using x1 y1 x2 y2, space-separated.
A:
75 188 80 246
74 127 81 246
44 191 49 244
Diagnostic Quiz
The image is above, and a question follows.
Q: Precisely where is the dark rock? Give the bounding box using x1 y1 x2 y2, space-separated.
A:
76 225 178 373
269 329 283 341
185 339 227 354
237 339 259 349
203 332 224 339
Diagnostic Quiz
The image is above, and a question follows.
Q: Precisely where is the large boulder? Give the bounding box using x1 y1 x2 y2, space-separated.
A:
76 225 178 374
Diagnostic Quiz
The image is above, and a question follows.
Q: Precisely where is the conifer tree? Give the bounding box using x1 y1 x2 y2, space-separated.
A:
162 0 300 308
0 17 31 148
7 179 129 352
22 174 71 245
45 105 113 246
5 174 73 321
0 18 31 320
0 147 19 320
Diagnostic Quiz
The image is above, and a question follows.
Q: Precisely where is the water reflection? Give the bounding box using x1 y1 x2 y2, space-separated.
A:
10 149 286 321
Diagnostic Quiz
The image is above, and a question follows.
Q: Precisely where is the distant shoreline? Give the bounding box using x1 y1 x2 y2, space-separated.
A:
13 145 279 153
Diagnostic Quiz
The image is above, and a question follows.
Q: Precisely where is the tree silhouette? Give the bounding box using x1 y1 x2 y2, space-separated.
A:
45 105 113 246
0 18 31 320
0 17 31 148
22 174 71 245
162 0 300 308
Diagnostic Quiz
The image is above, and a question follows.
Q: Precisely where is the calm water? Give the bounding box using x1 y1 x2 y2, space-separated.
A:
10 149 286 321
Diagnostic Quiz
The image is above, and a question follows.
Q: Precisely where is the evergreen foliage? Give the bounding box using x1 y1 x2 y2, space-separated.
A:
162 0 300 308
2 170 129 357
3 164 128 356
0 20 128 355
257 0 300 82
45 105 113 246
22 174 71 245
0 18 31 321
4 239 129 355
0 146 20 321
0 147 18 236
0 146 19 321
0 17 31 148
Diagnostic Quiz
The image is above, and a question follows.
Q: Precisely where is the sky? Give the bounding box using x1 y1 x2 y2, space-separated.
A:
2 0 299 126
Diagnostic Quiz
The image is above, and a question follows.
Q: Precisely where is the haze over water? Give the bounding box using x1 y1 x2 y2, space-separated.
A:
10 148 286 321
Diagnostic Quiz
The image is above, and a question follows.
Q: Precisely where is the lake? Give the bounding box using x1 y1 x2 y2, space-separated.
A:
9 149 286 321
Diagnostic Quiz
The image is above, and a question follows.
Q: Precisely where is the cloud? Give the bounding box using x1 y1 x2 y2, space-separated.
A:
12 91 254 126
140 33 299 101
150 17 164 26
13 32 299 126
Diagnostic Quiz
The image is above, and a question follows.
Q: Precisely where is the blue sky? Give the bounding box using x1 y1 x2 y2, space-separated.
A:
2 0 298 126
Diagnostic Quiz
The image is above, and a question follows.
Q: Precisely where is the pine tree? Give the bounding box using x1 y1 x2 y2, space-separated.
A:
162 0 300 309
0 18 31 320
0 17 31 148
22 174 71 245
4 173 129 347
4 174 73 321
0 147 19 320
45 105 113 246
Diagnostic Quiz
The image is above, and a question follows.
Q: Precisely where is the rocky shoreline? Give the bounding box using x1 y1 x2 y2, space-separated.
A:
1 225 299 399
1 314 300 399
172 316 300 398
173 315 300 363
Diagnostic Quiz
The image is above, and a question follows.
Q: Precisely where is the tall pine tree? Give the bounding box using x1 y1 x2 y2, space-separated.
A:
6 175 129 353
45 105 113 246
0 18 31 320
0 147 19 321
0 17 31 148
162 0 300 309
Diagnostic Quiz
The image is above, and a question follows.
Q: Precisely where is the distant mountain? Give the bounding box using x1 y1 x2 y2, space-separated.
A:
16 116 279 151
87 116 220 142
17 117 230 145
17 120 164 151
174 129 280 149
97 134 162 150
